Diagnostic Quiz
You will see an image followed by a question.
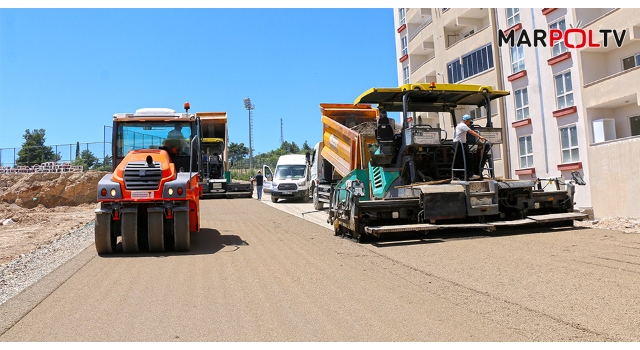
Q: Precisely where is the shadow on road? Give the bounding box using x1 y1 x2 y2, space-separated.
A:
99 228 248 258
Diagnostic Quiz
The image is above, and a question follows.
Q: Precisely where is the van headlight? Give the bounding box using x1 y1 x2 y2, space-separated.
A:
298 180 306 186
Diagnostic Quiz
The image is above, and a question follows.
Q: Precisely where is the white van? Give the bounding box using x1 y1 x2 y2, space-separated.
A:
264 154 311 203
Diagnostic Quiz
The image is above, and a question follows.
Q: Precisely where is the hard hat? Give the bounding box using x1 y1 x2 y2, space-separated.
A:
462 114 472 121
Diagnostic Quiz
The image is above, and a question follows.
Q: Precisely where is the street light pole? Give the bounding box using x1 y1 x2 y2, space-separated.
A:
243 97 255 169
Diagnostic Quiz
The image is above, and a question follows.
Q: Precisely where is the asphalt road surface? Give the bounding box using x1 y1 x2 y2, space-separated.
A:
1 195 639 341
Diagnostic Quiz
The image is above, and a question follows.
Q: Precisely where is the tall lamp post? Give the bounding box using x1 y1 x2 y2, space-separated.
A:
243 97 255 169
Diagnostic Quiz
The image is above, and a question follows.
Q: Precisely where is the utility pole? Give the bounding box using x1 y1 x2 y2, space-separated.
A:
280 118 284 145
243 97 255 169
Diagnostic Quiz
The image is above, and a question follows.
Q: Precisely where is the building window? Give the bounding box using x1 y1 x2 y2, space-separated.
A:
560 125 579 163
506 8 520 28
401 35 408 56
554 71 574 109
399 8 406 26
469 106 482 119
622 53 640 70
462 44 494 79
550 18 568 57
448 44 494 83
514 88 529 120
518 135 534 169
631 115 640 136
447 59 463 83
511 45 525 73
403 66 410 84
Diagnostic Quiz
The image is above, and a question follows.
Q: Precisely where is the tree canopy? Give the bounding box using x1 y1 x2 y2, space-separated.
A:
73 149 100 171
228 142 249 162
16 129 60 166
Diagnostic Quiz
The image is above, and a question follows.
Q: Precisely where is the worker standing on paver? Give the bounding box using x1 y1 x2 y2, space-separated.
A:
453 114 486 181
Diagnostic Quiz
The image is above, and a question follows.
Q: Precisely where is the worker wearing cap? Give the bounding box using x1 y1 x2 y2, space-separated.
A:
453 114 486 180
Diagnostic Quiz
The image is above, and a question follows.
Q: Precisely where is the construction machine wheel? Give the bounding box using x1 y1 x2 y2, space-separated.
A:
121 208 139 253
95 207 116 254
173 208 190 252
271 196 278 203
313 186 324 210
147 207 165 252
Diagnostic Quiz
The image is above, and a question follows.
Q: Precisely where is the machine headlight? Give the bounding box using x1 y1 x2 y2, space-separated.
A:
110 189 116 197
168 188 174 196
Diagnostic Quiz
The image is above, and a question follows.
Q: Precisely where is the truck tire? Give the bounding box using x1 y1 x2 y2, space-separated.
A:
313 187 324 210
302 189 310 203
95 208 115 254
121 208 139 253
271 196 278 203
147 207 165 252
173 209 190 252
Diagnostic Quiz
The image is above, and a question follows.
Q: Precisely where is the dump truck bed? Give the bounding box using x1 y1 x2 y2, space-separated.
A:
320 103 379 177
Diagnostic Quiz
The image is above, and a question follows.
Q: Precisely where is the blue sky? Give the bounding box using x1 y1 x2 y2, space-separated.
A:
0 8 399 162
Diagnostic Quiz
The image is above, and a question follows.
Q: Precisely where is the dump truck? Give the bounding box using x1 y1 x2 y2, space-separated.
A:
197 112 253 199
328 83 587 242
94 103 201 254
310 103 380 210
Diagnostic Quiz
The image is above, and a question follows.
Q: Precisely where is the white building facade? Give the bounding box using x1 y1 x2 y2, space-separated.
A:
396 7 640 218
393 8 509 178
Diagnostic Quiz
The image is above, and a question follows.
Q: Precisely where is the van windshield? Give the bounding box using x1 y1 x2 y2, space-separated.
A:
275 165 306 180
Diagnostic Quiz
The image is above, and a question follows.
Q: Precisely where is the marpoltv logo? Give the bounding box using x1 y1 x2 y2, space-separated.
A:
498 21 627 48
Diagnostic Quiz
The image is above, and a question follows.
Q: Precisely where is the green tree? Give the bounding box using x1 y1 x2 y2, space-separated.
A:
280 141 300 154
72 149 99 171
16 129 60 166
92 155 113 171
302 140 312 153
228 142 249 162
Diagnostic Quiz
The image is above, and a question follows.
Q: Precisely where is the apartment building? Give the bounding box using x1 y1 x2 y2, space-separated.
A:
396 7 640 218
393 8 509 178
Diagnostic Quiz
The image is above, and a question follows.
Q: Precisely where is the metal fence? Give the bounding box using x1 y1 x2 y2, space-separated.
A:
229 158 277 180
0 126 112 170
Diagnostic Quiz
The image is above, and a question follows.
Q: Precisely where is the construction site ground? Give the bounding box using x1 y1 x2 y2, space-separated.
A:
1 172 640 341
1 171 640 267
0 172 107 265
1 172 639 267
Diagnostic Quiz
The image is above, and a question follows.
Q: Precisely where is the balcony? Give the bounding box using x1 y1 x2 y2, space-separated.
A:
408 30 434 56
406 8 431 24
411 55 436 78
582 65 640 109
444 24 491 51
443 8 490 49
408 16 433 42
580 8 640 51
575 8 617 28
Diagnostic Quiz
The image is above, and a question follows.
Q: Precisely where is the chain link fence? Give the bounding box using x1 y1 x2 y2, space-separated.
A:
0 126 112 173
229 158 277 181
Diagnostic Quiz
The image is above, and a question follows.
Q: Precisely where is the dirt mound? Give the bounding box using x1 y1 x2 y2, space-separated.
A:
0 171 109 209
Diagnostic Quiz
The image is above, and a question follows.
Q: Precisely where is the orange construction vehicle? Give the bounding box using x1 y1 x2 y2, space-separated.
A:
94 103 201 254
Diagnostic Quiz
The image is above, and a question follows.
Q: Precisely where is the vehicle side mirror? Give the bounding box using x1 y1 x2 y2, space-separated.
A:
305 151 311 164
